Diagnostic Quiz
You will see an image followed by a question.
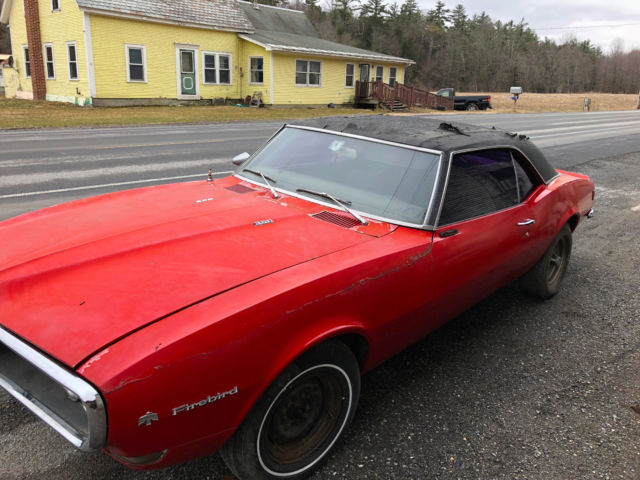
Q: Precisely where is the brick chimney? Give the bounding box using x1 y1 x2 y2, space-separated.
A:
23 0 46 100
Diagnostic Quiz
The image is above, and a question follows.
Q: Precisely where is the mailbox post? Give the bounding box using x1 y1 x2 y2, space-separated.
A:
510 86 523 112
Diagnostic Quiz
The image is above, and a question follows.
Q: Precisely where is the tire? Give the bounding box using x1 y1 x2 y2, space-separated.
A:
466 102 479 111
220 341 361 480
520 224 572 299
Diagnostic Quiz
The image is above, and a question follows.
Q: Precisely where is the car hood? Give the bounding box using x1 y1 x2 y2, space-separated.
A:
0 179 383 368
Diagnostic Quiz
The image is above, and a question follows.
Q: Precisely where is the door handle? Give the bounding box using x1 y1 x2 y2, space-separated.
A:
517 219 535 226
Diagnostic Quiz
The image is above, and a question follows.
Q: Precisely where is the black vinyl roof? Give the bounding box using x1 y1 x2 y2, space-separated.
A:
291 115 558 183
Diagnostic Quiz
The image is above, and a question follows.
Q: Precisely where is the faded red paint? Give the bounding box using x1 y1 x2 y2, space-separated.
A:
0 170 594 469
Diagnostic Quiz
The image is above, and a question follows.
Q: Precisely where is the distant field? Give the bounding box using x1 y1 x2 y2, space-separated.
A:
459 92 639 113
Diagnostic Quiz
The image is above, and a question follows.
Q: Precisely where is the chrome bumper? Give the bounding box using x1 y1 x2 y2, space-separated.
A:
586 208 594 219
0 327 107 451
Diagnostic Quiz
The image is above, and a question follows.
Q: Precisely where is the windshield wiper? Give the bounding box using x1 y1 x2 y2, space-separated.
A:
296 188 368 226
242 169 280 199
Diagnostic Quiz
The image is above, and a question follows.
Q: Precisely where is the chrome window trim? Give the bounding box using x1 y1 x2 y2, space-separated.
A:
286 125 443 156
0 326 107 451
233 124 443 230
433 145 555 229
447 145 557 185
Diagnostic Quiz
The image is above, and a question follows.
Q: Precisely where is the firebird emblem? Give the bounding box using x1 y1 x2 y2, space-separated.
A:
254 219 274 226
172 386 239 416
138 411 159 427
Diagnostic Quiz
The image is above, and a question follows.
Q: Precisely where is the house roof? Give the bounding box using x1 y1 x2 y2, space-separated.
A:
238 1 317 37
75 0 254 33
1 0 414 65
241 30 414 64
238 2 413 64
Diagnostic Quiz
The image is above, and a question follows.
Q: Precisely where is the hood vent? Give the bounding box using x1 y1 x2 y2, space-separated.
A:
311 210 360 229
226 184 255 194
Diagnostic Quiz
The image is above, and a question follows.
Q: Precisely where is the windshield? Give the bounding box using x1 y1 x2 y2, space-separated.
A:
236 126 441 225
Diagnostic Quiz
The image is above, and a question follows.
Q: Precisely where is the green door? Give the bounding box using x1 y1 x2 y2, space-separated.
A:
180 49 196 95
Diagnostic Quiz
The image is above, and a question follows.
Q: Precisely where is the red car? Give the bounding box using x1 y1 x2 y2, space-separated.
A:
0 117 594 479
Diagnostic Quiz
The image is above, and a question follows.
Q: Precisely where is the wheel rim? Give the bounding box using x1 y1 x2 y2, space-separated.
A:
547 236 567 285
257 364 352 477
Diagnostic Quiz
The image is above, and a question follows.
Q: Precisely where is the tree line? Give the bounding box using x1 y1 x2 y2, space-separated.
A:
286 0 639 94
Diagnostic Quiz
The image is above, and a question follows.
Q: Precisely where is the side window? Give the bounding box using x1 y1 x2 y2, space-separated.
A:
511 150 540 201
439 149 519 225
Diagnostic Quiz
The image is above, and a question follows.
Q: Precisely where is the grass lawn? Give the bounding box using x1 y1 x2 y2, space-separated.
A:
1 93 637 129
0 98 372 130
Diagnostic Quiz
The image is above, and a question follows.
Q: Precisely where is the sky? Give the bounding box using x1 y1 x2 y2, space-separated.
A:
415 0 640 53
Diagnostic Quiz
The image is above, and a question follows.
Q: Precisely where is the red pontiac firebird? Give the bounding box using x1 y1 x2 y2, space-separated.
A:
0 117 594 479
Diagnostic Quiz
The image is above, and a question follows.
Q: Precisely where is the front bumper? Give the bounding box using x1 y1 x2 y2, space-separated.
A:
0 326 107 451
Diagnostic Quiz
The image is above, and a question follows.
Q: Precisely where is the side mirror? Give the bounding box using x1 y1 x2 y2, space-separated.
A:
232 152 250 166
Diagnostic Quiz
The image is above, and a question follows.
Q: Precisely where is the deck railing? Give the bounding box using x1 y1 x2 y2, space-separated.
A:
356 80 453 111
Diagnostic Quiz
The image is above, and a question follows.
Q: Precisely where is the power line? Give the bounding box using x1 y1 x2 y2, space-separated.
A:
532 23 640 31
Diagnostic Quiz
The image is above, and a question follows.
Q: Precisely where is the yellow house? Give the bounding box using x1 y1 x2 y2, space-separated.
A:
0 0 414 106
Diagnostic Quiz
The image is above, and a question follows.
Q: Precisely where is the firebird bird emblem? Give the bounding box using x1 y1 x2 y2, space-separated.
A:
138 411 159 427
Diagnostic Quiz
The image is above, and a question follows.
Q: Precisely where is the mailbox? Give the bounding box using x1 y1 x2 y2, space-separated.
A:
510 86 523 95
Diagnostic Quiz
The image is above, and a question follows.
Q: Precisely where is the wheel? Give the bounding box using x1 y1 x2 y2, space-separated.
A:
520 223 572 299
220 341 360 480
466 102 479 111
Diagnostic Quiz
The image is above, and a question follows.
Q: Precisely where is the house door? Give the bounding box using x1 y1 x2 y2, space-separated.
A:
359 64 371 82
180 49 196 95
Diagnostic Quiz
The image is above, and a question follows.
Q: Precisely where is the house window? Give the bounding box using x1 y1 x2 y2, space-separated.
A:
375 65 383 82
203 52 232 84
295 60 321 86
389 67 397 86
51 0 60 11
126 44 146 82
219 55 230 84
67 42 78 80
250 57 264 84
345 63 354 88
23 46 31 78
44 44 55 79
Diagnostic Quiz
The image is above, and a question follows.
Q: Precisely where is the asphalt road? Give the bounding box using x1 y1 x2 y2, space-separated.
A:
1 111 639 479
1 110 639 220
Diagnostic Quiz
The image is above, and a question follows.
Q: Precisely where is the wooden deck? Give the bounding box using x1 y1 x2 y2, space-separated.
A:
356 81 453 111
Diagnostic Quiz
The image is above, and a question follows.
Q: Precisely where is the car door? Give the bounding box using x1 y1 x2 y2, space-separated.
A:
429 148 543 320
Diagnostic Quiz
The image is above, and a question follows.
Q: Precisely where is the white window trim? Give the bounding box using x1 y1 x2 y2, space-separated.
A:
66 41 79 81
248 56 264 86
22 45 31 79
202 51 232 85
345 62 355 88
374 65 384 82
43 43 55 80
125 44 147 83
295 59 322 88
51 0 60 12
389 66 397 86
